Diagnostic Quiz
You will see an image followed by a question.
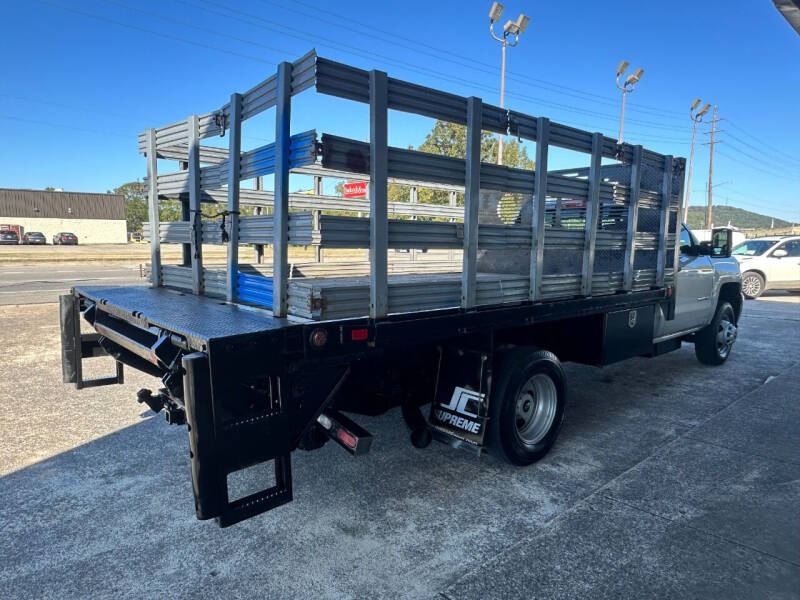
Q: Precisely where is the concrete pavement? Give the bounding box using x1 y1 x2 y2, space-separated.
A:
0 297 798 599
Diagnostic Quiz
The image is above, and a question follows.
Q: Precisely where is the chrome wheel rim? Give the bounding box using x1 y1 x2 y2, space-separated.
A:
742 275 761 297
716 315 737 358
515 373 558 446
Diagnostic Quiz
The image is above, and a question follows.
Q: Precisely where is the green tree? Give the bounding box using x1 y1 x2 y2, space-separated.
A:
112 181 189 232
389 120 534 210
112 181 148 233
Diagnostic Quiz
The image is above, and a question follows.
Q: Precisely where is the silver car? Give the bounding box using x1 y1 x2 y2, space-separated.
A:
732 235 800 298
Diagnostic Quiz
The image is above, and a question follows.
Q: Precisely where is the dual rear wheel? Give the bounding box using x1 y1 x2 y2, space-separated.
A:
486 348 566 466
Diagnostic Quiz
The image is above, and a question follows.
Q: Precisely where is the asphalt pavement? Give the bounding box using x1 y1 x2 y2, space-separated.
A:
0 295 798 599
0 264 145 305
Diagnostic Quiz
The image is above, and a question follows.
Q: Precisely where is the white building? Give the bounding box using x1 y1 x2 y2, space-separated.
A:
0 188 127 244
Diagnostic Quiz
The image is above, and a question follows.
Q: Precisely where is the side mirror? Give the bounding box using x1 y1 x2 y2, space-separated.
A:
773 248 788 258
710 228 732 258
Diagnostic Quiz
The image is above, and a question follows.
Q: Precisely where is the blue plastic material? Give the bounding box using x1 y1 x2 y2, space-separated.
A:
236 272 273 308
245 130 316 180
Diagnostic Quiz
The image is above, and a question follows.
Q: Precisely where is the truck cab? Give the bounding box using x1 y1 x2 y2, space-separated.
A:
654 225 742 363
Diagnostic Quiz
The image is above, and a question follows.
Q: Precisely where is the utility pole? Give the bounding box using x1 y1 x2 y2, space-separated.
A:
684 99 711 223
704 106 720 229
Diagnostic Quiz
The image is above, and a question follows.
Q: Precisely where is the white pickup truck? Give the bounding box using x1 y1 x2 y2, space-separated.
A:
654 225 742 364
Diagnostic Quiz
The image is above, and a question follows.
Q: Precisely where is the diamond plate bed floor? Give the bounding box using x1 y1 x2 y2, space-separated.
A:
73 285 301 344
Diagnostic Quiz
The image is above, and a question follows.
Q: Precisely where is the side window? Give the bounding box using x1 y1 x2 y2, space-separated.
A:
776 240 800 257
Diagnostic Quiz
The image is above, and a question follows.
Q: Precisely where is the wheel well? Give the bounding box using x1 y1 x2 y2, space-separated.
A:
719 281 743 323
742 268 767 284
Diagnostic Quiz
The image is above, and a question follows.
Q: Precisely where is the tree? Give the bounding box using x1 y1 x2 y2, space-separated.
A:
44 186 56 191
112 181 148 233
389 120 534 210
112 181 189 232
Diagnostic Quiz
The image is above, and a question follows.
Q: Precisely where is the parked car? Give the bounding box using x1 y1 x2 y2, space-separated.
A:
53 232 79 245
732 235 800 298
0 229 20 245
22 231 47 245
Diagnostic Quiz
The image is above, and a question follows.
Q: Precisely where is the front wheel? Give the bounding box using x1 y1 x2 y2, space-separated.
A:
695 301 737 365
741 271 764 299
486 348 566 466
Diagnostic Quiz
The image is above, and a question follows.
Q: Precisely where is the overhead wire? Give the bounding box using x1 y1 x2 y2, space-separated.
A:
24 0 799 216
179 0 688 133
258 0 687 120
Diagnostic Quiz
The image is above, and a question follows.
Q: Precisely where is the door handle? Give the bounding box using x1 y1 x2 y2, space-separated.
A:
696 296 709 302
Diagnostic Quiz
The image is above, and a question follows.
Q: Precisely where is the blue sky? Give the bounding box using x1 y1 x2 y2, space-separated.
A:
2 0 799 222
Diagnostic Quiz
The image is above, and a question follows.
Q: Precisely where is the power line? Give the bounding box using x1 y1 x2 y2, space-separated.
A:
258 0 687 120
96 0 288 59
0 93 138 119
0 114 130 138
727 121 800 167
724 138 800 176
32 0 275 64
27 0 789 173
717 149 800 182
724 129 800 170
180 0 687 133
37 0 689 141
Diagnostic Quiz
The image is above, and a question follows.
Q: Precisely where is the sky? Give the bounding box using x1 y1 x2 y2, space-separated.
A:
1 0 799 222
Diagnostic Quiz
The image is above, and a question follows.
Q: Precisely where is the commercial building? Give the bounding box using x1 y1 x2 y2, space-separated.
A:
0 188 127 244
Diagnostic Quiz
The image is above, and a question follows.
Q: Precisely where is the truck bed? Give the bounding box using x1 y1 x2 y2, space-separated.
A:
73 285 304 349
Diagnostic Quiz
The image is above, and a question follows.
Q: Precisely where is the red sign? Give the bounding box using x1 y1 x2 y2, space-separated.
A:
343 181 367 198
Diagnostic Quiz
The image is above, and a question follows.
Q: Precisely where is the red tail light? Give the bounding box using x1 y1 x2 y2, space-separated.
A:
351 328 368 341
336 428 358 449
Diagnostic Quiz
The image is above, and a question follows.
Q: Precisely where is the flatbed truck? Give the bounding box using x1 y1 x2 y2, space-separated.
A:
60 51 741 527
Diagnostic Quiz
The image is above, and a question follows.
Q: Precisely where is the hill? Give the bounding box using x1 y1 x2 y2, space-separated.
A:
685 206 792 230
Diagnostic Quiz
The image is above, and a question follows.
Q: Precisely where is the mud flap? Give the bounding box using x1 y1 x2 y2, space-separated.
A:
428 346 491 448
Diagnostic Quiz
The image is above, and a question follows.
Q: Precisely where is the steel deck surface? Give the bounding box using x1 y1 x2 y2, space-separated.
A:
73 285 301 343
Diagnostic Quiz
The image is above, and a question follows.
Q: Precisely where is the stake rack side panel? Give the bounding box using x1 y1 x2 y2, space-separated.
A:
138 50 683 319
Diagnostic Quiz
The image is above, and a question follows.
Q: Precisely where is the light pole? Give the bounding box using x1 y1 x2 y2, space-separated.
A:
489 2 530 165
684 99 711 223
615 61 644 145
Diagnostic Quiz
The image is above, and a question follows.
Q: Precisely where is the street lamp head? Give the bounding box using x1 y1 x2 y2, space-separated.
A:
516 13 531 33
503 19 520 35
616 60 629 77
698 103 711 118
690 98 701 111
489 2 504 22
625 68 644 85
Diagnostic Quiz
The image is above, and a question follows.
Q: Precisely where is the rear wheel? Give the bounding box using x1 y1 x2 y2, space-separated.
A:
741 271 764 299
695 301 737 365
487 348 566 466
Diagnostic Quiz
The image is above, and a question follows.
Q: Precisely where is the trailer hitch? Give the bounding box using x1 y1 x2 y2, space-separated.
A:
136 388 186 425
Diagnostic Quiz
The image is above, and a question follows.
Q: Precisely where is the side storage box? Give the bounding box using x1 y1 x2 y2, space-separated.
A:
601 305 655 365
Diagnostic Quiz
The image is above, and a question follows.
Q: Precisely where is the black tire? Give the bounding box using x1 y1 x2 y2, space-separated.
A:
741 271 764 299
486 348 566 466
695 301 737 366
